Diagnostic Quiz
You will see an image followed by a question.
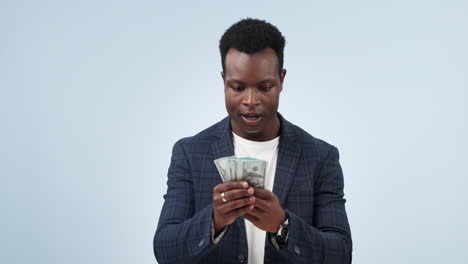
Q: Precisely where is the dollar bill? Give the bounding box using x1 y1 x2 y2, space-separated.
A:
213 156 267 188
214 156 235 182
228 158 237 181
241 159 266 188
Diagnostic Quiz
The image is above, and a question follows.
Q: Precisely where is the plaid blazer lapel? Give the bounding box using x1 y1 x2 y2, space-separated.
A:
210 116 235 160
273 113 302 205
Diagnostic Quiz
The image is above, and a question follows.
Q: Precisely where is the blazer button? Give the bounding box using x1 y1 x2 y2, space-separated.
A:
293 245 301 255
198 240 205 247
237 255 245 263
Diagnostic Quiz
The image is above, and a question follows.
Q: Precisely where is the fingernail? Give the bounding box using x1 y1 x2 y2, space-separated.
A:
249 197 255 202
249 205 254 210
242 181 248 188
248 188 254 194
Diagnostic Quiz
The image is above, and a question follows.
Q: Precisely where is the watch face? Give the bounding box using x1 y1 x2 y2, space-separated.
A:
280 226 287 237
279 219 289 237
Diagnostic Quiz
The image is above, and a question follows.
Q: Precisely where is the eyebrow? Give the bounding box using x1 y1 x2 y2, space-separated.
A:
226 78 276 85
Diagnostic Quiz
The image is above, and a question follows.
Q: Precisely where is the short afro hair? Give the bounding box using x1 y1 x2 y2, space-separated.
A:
219 18 286 75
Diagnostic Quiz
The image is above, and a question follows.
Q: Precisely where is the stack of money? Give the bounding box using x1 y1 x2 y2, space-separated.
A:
214 156 267 188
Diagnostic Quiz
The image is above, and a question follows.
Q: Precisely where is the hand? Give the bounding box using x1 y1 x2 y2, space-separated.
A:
244 187 286 233
212 181 255 234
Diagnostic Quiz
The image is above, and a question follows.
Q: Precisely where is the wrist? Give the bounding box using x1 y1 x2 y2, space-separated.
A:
213 219 225 235
273 209 287 233
275 212 289 245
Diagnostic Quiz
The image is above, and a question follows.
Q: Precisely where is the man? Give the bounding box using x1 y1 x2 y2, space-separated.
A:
154 18 352 264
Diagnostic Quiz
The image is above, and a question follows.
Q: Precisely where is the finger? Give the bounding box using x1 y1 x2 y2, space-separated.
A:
244 206 264 218
253 187 274 200
217 196 255 214
213 187 254 207
214 181 249 193
224 204 255 220
222 187 254 202
244 213 260 224
252 197 269 211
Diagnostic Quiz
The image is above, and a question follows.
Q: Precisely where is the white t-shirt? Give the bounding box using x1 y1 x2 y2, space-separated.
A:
232 132 280 264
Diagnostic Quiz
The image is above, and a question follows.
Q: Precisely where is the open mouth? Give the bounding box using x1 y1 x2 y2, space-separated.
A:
242 114 261 120
241 114 262 124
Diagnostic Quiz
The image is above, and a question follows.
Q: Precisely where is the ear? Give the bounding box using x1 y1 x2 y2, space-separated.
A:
280 69 287 83
279 69 287 92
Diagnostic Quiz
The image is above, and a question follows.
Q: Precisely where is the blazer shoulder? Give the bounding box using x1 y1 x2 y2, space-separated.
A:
293 124 339 161
172 118 225 153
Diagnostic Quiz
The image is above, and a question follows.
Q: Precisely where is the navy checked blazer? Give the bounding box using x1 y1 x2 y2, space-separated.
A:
154 113 352 264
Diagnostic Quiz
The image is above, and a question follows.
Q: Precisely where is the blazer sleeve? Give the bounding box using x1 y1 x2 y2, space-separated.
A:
271 145 353 263
153 139 218 264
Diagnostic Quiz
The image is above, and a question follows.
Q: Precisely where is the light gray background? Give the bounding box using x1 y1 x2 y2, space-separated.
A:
2 0 467 263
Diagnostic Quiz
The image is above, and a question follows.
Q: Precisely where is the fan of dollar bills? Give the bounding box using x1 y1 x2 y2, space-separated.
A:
214 156 267 188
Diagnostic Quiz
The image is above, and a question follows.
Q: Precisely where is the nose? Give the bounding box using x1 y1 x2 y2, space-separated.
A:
242 87 260 106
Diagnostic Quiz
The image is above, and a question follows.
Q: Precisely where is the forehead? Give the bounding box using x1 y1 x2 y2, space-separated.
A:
224 48 279 80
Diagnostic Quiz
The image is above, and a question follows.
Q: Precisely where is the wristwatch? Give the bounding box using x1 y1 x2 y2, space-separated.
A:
274 213 289 245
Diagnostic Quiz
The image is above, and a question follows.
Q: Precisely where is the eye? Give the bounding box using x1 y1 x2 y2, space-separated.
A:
231 86 245 92
260 86 273 91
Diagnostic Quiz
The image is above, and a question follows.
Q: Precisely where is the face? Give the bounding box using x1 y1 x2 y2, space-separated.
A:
222 48 286 141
